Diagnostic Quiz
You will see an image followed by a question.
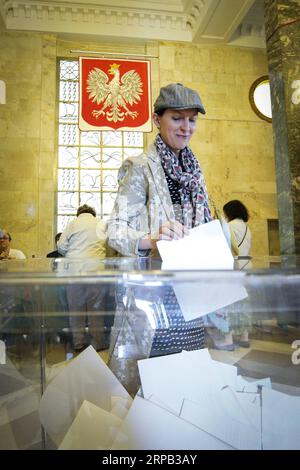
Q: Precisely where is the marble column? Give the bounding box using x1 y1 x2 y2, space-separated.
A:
264 0 300 255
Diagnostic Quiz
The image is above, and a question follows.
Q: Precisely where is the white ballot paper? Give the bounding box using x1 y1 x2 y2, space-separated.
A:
262 387 300 450
138 349 237 416
111 395 233 450
39 346 131 446
59 400 123 450
157 219 234 270
157 219 248 320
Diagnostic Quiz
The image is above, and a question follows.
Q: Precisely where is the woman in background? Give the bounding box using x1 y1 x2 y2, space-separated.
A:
223 200 251 257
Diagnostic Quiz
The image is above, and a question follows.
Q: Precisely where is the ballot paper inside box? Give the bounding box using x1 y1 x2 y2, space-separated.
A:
37 345 300 450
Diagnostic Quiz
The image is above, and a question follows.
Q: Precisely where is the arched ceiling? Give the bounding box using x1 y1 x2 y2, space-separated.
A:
0 0 266 48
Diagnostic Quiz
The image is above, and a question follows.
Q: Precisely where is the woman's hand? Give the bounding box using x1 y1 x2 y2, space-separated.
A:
139 221 189 251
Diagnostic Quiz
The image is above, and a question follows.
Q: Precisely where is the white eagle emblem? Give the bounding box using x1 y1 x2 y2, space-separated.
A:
86 63 143 122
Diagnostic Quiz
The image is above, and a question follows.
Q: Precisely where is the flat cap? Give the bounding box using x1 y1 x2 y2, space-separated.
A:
154 83 205 114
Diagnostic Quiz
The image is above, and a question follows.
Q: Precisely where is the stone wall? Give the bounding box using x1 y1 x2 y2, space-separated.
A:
0 31 277 257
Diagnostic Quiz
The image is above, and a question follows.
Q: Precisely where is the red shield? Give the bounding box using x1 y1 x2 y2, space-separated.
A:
79 57 152 132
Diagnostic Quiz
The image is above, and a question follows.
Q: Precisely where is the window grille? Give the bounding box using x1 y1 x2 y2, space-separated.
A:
57 59 144 232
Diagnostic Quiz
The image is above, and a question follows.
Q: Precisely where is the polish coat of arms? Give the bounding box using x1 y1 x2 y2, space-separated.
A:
79 58 152 132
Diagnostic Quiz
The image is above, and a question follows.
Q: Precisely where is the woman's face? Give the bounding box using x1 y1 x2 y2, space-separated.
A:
153 108 198 156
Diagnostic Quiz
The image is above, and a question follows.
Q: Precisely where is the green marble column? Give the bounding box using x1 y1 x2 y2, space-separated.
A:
264 0 300 255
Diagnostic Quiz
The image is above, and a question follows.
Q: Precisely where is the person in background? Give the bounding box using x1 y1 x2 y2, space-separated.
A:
57 205 106 258
223 199 252 347
0 229 26 260
46 232 63 258
57 204 109 353
107 83 211 391
223 200 251 257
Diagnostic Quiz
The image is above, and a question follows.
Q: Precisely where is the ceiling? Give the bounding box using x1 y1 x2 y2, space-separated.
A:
0 0 266 48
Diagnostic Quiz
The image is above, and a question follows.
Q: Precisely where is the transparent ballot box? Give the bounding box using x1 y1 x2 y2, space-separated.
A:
0 256 300 450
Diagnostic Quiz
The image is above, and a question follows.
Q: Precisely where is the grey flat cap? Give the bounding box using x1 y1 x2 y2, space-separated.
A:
154 83 205 114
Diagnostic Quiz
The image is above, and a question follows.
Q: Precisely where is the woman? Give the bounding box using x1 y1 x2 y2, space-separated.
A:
107 83 211 391
217 200 252 348
223 200 251 257
108 83 211 256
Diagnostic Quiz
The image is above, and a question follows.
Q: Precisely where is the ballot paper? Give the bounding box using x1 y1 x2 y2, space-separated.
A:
59 400 123 450
111 395 233 450
181 391 261 450
236 375 272 393
262 387 300 450
157 219 248 320
138 349 237 416
157 219 234 270
39 346 131 446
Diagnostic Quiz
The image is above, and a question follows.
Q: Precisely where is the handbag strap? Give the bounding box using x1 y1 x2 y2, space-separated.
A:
238 225 248 248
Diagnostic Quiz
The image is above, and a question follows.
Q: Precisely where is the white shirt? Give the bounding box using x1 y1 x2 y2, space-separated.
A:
9 248 26 259
57 213 107 258
229 219 251 256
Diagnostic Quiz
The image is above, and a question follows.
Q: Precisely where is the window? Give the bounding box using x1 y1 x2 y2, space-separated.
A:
57 59 144 232
249 76 272 123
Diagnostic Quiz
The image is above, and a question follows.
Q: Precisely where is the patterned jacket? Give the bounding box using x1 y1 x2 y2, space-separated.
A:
107 143 176 257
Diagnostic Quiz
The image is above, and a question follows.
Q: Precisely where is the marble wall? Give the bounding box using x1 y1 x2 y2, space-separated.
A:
0 31 277 257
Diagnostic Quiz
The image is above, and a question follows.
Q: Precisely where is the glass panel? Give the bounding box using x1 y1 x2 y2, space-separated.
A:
59 60 79 80
57 192 78 214
58 169 79 191
124 147 143 159
59 102 78 123
102 131 122 147
58 146 78 168
80 131 101 146
80 148 101 168
80 192 101 215
59 81 79 102
80 169 101 190
124 131 143 147
102 192 117 215
57 214 76 232
102 148 123 169
102 170 119 191
59 124 79 146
